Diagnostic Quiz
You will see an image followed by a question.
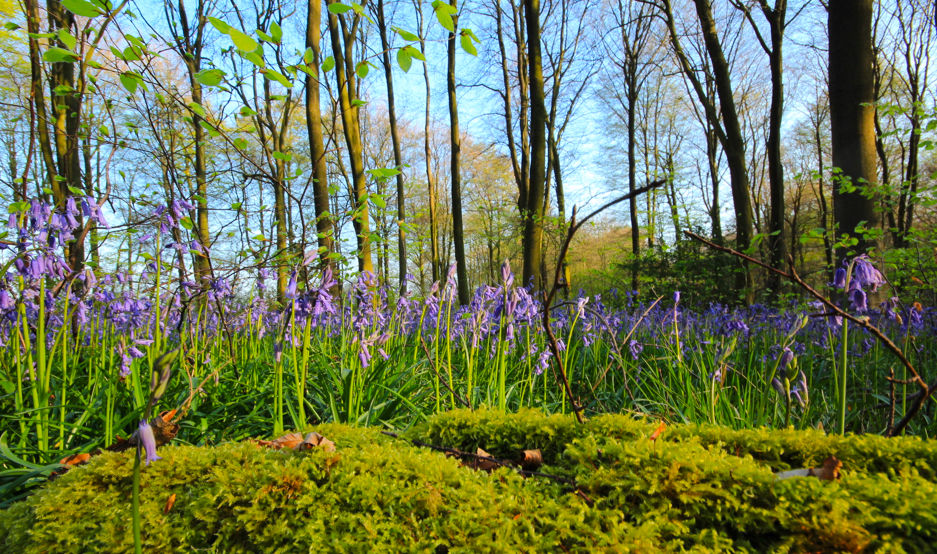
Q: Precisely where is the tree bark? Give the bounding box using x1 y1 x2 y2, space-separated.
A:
327 2 374 274
305 0 337 282
828 0 879 256
447 0 470 304
376 0 408 294
522 0 547 291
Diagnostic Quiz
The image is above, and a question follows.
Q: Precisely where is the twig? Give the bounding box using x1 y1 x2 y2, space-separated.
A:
542 180 668 424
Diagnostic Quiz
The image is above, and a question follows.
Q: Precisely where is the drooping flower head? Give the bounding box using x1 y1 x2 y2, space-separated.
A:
138 419 161 465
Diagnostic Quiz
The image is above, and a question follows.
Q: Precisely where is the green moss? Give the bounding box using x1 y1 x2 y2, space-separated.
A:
2 409 936 552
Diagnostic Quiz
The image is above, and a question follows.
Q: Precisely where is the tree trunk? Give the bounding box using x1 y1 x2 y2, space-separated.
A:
828 0 879 256
376 0 408 294
522 0 547 291
447 0 470 304
305 0 337 282
327 2 373 274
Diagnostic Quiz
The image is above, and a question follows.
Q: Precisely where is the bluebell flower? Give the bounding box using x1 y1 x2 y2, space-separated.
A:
138 420 161 465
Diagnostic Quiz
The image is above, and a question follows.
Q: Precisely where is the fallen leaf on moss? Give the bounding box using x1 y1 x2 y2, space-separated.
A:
59 453 91 467
775 456 842 481
649 421 666 442
164 493 177 514
462 448 500 472
256 431 336 453
517 449 542 470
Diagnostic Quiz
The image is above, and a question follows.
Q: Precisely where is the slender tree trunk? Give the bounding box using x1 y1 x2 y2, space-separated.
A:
692 0 753 299
327 2 373 273
305 0 337 282
416 2 440 283
522 0 547 291
47 0 84 275
171 0 211 294
376 0 408 294
447 0 470 303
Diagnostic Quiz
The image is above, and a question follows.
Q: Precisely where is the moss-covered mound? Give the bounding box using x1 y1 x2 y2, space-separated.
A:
2 410 936 552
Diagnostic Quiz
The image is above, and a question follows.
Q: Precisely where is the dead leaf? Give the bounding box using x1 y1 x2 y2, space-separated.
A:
649 421 666 442
517 449 542 470
164 493 177 514
59 452 91 467
299 431 336 453
464 448 500 472
775 456 842 481
257 431 337 452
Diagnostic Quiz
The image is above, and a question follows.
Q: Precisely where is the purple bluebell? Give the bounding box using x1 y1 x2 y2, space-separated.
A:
138 419 162 465
852 256 885 291
833 267 847 289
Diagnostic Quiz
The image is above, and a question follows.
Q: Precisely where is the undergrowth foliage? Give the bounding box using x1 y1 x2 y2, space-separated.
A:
2 410 936 552
1 199 936 504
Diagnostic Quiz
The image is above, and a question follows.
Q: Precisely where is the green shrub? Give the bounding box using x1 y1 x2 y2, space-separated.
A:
2 410 936 552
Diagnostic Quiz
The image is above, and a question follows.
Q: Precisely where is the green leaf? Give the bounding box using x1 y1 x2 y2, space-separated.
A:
367 167 401 179
270 22 282 43
392 27 420 42
195 68 225 86
57 29 77 51
188 102 206 117
431 1 456 33
43 47 79 63
239 106 257 117
303 47 315 65
119 72 138 94
208 17 230 34
262 68 292 88
180 216 193 230
371 194 386 209
230 28 259 52
67 185 85 196
230 202 242 211
405 45 425 61
351 99 367 107
241 49 265 68
4 22 21 31
233 138 248 150
62 0 101 17
460 31 477 56
122 45 141 62
328 2 353 14
397 48 412 72
322 56 335 72
355 61 369 79
272 151 292 162
257 29 274 43
199 119 220 138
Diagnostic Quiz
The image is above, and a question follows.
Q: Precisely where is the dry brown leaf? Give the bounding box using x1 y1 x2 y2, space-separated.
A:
775 456 842 481
809 456 842 481
257 431 337 452
517 449 543 470
649 421 666 442
465 447 500 472
59 452 91 467
164 493 177 514
299 431 336 453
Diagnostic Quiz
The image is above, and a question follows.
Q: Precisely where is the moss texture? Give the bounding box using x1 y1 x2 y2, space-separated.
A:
2 409 936 552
